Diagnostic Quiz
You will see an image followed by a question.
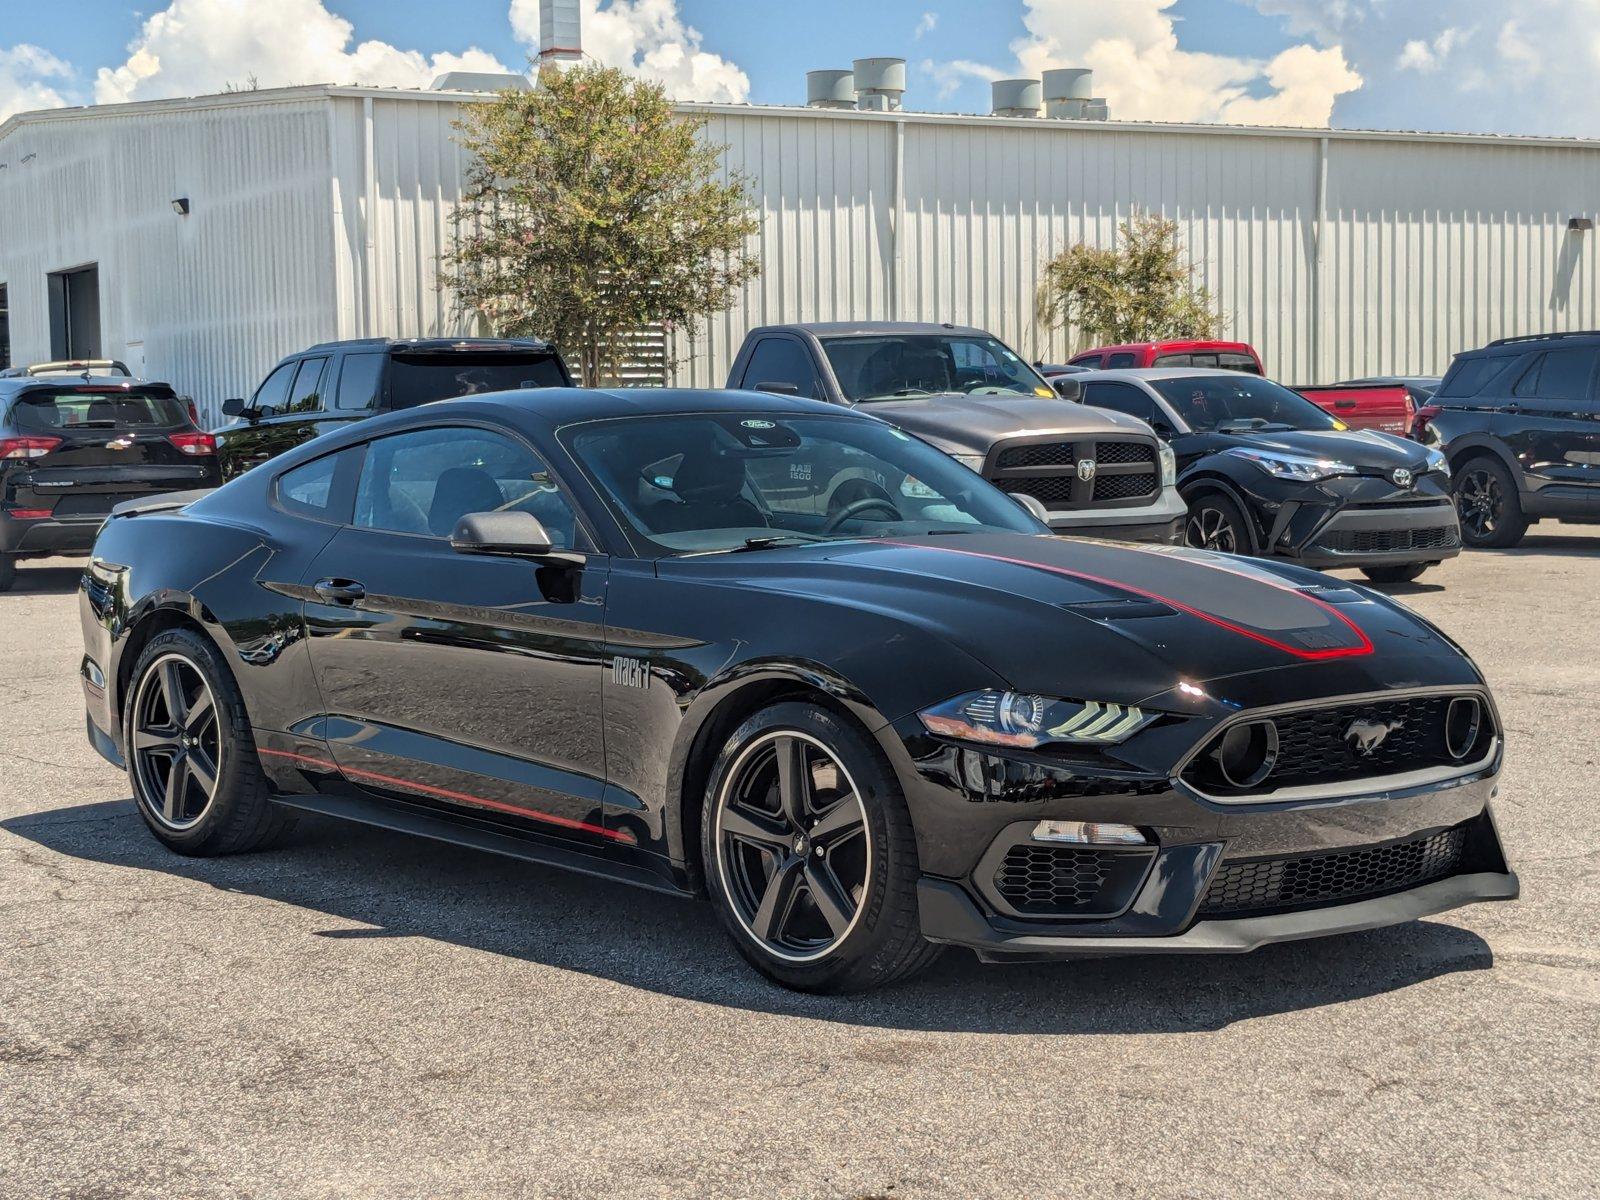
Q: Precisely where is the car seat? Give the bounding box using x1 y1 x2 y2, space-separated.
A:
427 466 507 537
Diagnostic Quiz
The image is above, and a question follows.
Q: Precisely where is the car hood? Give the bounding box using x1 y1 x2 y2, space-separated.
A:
680 532 1479 712
1215 428 1428 471
859 394 1151 454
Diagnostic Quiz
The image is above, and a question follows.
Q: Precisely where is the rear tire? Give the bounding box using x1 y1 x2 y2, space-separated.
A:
0 555 14 592
1361 563 1432 584
1184 491 1255 557
701 701 941 993
123 627 294 856
1453 457 1527 548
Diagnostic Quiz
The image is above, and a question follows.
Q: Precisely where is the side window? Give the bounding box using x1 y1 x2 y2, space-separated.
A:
1083 381 1157 424
1530 347 1597 401
1218 353 1260 374
252 362 296 413
742 338 820 399
1069 354 1102 367
1513 355 1544 398
335 352 385 411
1107 352 1138 368
275 449 356 522
283 356 329 414
353 426 580 547
1153 353 1193 367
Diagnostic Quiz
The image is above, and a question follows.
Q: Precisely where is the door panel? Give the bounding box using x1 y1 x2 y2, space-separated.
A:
1495 348 1600 492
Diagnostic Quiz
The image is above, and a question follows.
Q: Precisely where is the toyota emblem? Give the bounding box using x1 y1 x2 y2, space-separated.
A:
1077 458 1097 482
1391 467 1414 488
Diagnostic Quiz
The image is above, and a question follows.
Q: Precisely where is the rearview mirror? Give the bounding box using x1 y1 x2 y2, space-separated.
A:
1052 377 1083 402
449 510 585 566
754 381 801 395
1010 492 1051 524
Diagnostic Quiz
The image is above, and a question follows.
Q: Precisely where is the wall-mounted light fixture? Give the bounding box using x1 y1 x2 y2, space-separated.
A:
1568 216 1593 232
171 197 191 216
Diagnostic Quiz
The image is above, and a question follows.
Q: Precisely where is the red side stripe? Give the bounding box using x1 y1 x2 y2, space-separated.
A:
877 541 1375 662
258 748 633 843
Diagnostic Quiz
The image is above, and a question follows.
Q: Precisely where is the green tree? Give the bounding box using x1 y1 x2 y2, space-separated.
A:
442 64 761 385
1036 210 1223 349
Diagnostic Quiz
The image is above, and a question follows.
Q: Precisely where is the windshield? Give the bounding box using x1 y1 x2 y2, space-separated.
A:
821 335 1052 403
1149 375 1342 433
389 353 567 409
565 413 1044 555
12 387 189 432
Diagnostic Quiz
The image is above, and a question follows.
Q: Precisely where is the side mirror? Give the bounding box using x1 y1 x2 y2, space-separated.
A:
221 398 246 417
1010 492 1051 524
449 510 585 566
754 380 801 396
1052 377 1083 401
1150 420 1175 441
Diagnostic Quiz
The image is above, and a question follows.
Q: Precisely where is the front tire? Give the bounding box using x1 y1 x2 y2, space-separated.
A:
1184 491 1255 556
1453 457 1527 548
123 627 294 856
1361 563 1433 584
701 701 940 993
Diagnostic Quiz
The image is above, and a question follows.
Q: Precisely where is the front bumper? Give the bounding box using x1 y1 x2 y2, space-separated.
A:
1046 488 1186 544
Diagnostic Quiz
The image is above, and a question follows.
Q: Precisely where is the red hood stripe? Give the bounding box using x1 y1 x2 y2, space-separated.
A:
876 541 1374 662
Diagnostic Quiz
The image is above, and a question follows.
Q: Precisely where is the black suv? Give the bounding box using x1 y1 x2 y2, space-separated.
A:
1421 331 1600 547
0 375 221 590
216 337 573 479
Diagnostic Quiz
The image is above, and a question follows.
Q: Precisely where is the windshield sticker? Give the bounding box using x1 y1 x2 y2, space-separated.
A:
740 419 775 429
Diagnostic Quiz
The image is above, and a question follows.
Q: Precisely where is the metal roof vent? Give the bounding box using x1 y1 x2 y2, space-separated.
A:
807 69 856 110
538 0 583 65
429 71 533 93
1085 98 1110 121
1043 68 1094 118
853 57 906 111
991 79 1042 118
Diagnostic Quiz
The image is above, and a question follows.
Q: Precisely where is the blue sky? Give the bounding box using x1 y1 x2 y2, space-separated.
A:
3 1 1597 137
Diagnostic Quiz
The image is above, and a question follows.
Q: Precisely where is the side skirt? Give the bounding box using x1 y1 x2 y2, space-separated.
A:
268 791 694 898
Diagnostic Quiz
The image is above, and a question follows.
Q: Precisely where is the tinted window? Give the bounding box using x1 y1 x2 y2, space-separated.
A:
1438 355 1510 399
1153 353 1192 367
1218 353 1261 374
335 353 385 411
253 362 296 412
1106 352 1138 368
353 426 579 546
284 357 328 414
742 338 819 398
1149 375 1341 433
276 451 347 519
1528 347 1597 401
820 334 1050 402
1069 354 1102 367
12 388 188 432
387 353 566 410
1083 381 1157 424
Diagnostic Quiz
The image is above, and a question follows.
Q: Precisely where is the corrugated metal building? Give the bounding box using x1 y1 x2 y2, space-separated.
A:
3 83 1600 422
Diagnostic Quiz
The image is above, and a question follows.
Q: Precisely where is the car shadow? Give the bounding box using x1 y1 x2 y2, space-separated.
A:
5 564 85 596
3 799 1497 1036
1354 578 1446 597
1485 531 1600 556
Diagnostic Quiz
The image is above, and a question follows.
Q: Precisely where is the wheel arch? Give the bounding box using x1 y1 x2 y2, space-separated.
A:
113 599 238 727
1444 435 1523 488
1177 471 1261 552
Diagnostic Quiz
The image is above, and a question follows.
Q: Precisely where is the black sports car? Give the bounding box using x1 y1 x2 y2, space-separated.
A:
79 388 1516 992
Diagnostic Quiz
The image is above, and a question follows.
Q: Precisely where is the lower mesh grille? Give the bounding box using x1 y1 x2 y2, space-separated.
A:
991 844 1154 917
1002 475 1077 505
1199 826 1466 916
1092 471 1157 503
1313 524 1460 555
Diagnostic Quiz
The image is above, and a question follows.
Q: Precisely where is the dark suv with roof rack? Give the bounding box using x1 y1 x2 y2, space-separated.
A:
1419 330 1600 547
215 337 573 480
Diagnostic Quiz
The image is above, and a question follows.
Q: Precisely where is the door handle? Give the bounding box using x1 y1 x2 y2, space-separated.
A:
1501 402 1522 414
313 578 366 605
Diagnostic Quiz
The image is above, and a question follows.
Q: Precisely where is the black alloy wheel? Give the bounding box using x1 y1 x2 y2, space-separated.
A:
1185 492 1252 556
130 653 223 831
1453 458 1527 549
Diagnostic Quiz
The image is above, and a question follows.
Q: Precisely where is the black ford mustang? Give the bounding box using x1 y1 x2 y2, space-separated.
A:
79 388 1517 992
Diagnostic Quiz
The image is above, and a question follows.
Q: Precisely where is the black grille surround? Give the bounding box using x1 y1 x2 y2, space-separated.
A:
1181 692 1495 799
1199 825 1467 917
988 436 1160 511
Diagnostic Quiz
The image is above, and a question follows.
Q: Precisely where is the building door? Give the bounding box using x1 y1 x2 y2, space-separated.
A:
47 265 102 361
0 284 10 370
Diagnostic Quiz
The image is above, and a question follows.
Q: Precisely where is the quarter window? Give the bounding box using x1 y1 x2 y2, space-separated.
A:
1525 347 1597 401
276 450 356 521
352 426 580 547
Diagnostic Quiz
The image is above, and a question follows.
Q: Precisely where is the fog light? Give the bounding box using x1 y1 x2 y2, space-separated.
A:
1214 719 1279 789
1031 820 1148 845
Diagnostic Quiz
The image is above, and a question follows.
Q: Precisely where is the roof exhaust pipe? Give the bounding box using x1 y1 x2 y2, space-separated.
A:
1043 68 1095 119
991 79 1042 118
853 57 906 111
807 69 856 110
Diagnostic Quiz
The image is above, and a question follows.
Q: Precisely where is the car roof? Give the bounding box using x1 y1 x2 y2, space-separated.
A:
749 321 993 339
1072 367 1249 383
1463 330 1600 357
296 336 557 356
1080 340 1258 354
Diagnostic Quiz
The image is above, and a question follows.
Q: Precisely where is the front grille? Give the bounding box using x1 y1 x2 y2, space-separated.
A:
1096 442 1156 466
1199 826 1466 916
1092 472 1158 502
991 844 1155 917
1002 474 1077 505
997 441 1077 469
1314 525 1460 555
1183 694 1492 795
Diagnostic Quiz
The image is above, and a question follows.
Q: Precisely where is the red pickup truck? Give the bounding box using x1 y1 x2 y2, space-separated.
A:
1291 381 1414 436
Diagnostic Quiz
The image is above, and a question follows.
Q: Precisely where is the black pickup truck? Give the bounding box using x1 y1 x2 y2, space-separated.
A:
726 322 1185 542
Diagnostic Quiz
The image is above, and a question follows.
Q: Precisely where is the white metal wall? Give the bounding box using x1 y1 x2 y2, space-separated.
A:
0 95 338 425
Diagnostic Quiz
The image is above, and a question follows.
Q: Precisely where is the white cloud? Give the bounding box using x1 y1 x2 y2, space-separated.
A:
508 0 749 103
93 0 509 105
923 58 1004 101
996 0 1361 127
1396 28 1462 74
915 12 939 40
0 44 74 123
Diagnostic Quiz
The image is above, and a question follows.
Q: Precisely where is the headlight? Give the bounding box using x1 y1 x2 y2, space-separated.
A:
1423 447 1449 477
919 690 1156 749
1224 447 1355 482
1158 442 1177 488
950 453 986 472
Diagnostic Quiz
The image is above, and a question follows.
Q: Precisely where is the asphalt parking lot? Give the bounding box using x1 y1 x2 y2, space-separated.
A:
3 535 1598 1200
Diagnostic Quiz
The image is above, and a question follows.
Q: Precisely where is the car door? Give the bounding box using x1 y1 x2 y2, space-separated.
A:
1496 346 1600 496
301 422 614 841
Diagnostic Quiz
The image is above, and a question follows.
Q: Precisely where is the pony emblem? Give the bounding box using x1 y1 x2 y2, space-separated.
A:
1345 718 1403 756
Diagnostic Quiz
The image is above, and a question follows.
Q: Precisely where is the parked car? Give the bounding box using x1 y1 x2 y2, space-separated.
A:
216 337 573 479
0 374 221 590
1292 381 1415 436
1343 375 1443 407
1419 331 1600 547
1075 368 1458 583
727 322 1186 543
1067 340 1264 373
79 386 1516 993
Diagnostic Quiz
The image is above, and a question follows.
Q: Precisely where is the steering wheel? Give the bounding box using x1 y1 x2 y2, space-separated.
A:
822 496 904 534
